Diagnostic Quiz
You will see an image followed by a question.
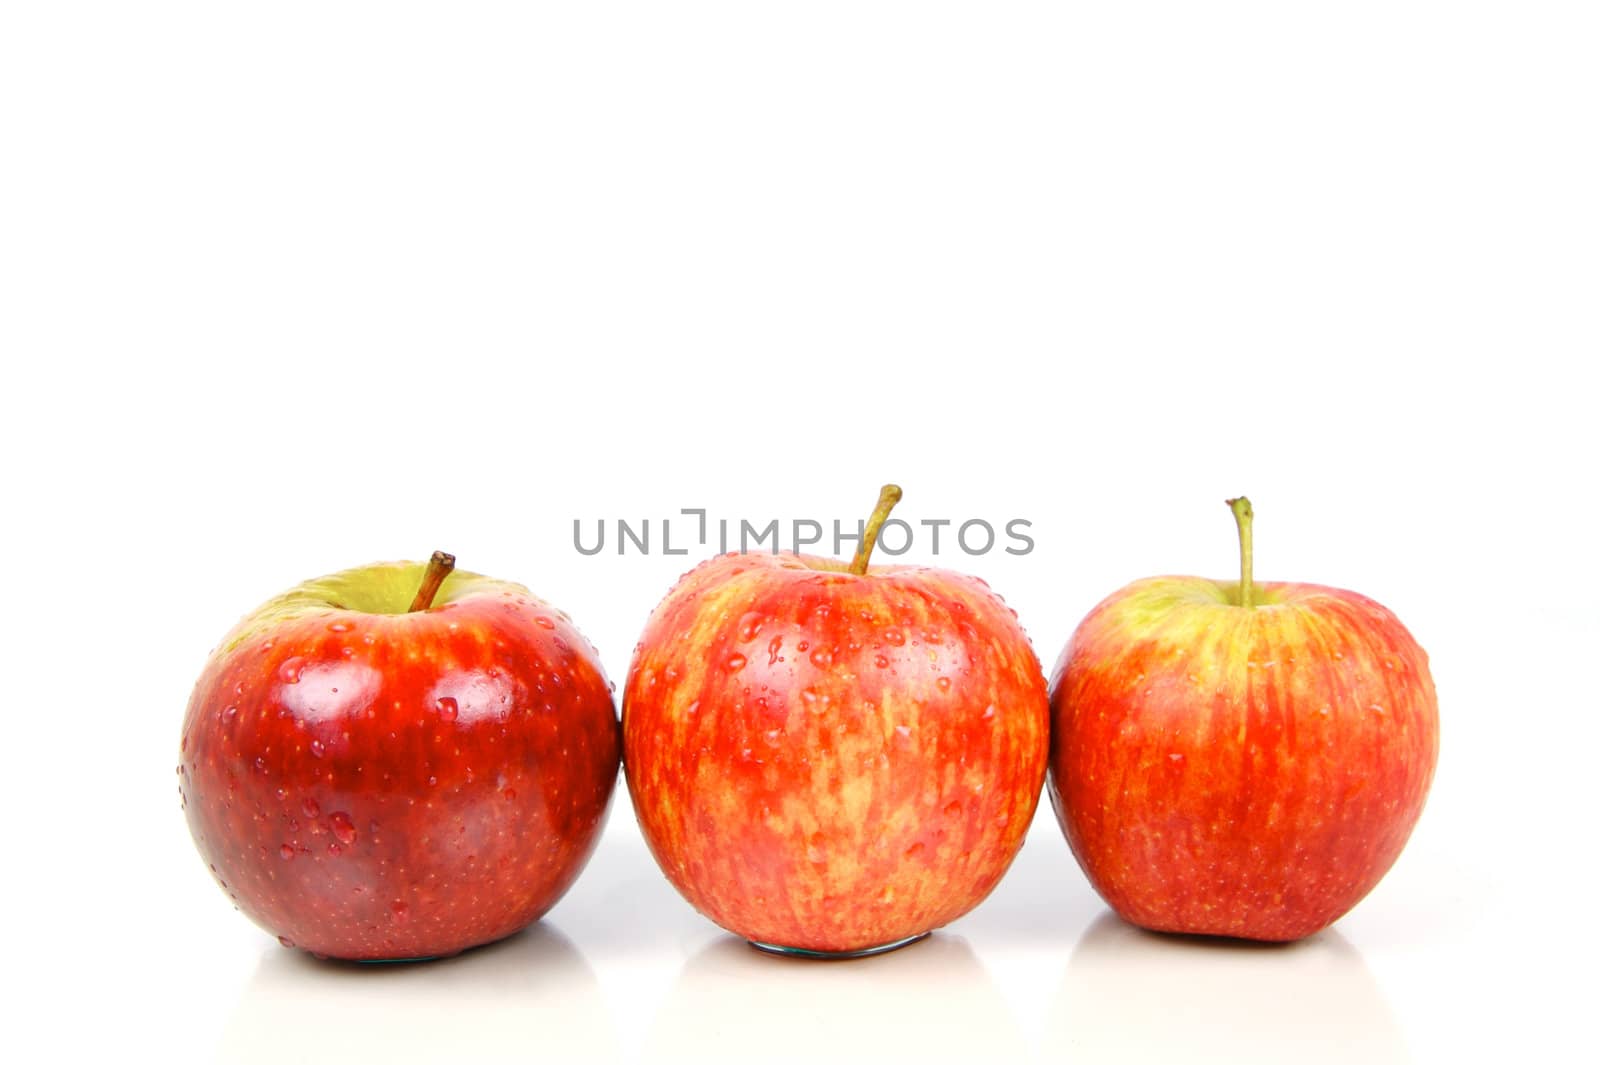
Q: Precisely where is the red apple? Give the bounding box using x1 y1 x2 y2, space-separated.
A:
623 486 1050 956
1048 498 1439 941
179 552 620 960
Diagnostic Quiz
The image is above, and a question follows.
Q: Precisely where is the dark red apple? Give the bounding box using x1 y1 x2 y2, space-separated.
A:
624 486 1050 956
1048 498 1440 941
179 552 620 960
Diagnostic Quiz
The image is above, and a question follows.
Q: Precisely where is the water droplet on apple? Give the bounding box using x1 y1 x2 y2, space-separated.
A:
327 619 354 633
724 654 748 673
883 629 905 647
391 901 409 921
502 787 518 801
436 696 459 722
737 613 765 642
874 655 890 669
328 811 357 845
763 728 782 747
936 677 952 693
309 740 326 758
894 724 913 748
302 798 320 818
279 844 295 860
253 756 268 774
277 935 295 948
279 657 306 684
222 705 238 721
809 647 833 669
800 687 830 712
767 636 783 666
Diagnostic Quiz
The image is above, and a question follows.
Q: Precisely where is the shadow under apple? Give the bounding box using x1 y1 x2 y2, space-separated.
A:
1049 912 1409 1064
647 932 1026 1064
217 922 617 1065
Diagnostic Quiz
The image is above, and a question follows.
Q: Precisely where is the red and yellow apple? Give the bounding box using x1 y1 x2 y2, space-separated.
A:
179 553 620 960
1048 498 1439 941
623 486 1050 956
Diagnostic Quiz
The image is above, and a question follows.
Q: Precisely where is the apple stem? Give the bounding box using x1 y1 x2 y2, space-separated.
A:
408 551 457 612
1226 497 1255 608
849 484 904 575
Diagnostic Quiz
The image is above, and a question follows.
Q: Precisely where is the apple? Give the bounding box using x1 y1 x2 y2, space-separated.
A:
1048 498 1439 941
623 486 1050 956
179 552 620 960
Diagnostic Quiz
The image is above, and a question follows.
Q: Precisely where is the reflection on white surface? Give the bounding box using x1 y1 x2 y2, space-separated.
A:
649 933 1027 1064
1051 914 1408 1064
217 923 617 1064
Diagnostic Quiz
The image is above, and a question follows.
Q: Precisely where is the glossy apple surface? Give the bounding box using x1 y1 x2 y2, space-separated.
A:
624 538 1050 955
179 558 620 960
1048 501 1439 941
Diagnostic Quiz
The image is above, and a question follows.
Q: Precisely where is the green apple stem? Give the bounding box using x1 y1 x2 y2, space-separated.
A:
408 551 457 612
1226 497 1255 608
849 484 904 575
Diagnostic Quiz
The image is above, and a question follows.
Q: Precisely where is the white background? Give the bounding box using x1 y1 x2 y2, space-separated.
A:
3 3 1596 1062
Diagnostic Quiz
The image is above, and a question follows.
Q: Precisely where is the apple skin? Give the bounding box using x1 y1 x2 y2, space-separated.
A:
179 561 620 960
623 552 1050 954
1048 576 1439 941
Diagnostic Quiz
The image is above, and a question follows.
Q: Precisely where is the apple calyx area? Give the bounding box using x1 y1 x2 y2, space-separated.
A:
1225 496 1256 609
848 483 904 575
408 550 456 612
